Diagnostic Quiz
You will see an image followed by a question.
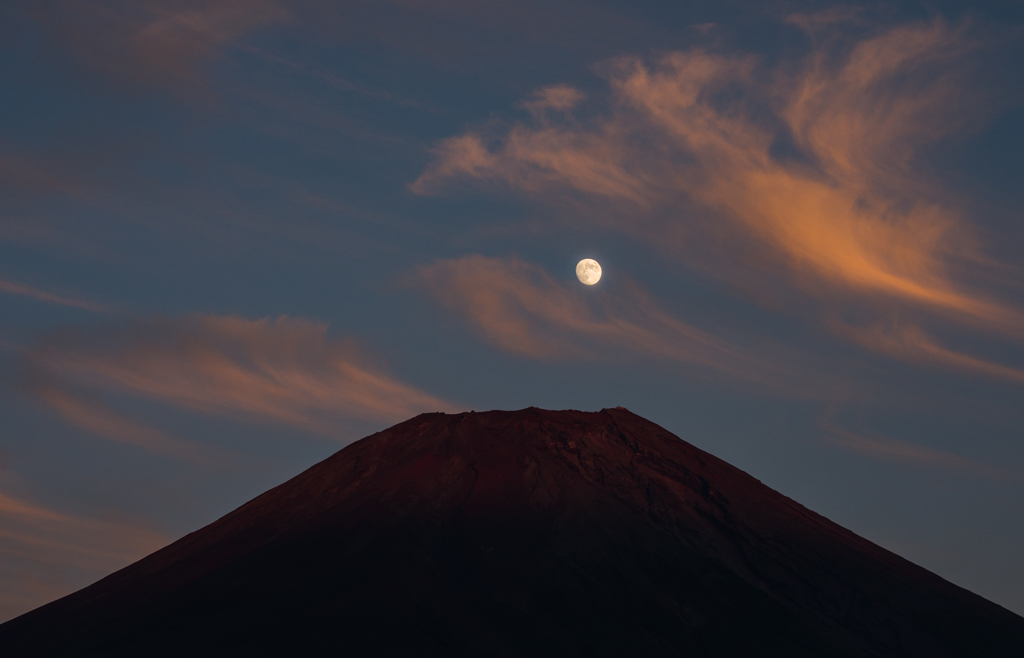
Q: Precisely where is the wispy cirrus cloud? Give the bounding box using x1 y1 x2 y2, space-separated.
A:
412 18 1024 380
21 314 452 457
829 319 1024 386
32 0 288 88
0 154 89 200
414 255 732 364
0 280 109 313
0 488 168 622
412 255 834 395
822 425 1005 480
29 385 217 462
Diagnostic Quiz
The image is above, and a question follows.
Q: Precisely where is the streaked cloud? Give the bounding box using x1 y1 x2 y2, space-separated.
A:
0 280 108 313
0 488 168 622
823 425 1004 479
22 314 452 455
413 255 825 394
30 385 218 463
33 0 288 87
0 154 88 199
411 123 649 203
521 84 587 115
413 18 1024 374
831 320 1024 386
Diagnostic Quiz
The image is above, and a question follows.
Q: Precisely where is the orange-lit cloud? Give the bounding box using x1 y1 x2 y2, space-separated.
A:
521 84 587 115
823 425 1003 479
416 255 738 364
413 255 829 394
413 19 1024 373
0 154 87 199
0 280 108 313
0 488 167 622
832 320 1024 385
411 127 650 204
31 385 219 462
34 0 288 87
23 314 452 453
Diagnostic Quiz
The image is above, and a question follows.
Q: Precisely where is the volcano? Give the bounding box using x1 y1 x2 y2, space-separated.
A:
1 408 1022 656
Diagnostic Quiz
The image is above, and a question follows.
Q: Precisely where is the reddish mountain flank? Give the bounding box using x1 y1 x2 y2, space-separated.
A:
1 408 1022 656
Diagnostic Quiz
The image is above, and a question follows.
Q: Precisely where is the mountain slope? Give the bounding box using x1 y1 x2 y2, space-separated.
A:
1 407 1021 656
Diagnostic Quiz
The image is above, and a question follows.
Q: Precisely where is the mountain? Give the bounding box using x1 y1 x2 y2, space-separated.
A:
1 407 1022 656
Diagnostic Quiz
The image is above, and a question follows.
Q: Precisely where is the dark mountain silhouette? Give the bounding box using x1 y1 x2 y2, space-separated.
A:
1 407 1022 656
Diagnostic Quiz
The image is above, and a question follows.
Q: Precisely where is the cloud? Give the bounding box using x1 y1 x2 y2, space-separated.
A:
0 487 168 622
21 314 452 455
0 154 88 200
831 320 1024 386
32 0 288 87
412 18 1024 376
823 425 1004 479
521 84 587 115
412 255 829 394
411 126 650 203
0 280 108 313
30 385 218 462
784 6 867 33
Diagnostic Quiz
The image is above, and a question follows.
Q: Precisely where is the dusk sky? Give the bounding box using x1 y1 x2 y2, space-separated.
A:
2 0 1023 622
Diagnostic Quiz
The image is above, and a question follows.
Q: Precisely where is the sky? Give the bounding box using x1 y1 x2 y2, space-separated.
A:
1 0 1023 622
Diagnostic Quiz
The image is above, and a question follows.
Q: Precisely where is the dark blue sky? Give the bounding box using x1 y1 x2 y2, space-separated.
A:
1 0 1023 621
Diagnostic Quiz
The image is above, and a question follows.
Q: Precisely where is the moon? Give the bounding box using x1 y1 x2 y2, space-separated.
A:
576 258 602 285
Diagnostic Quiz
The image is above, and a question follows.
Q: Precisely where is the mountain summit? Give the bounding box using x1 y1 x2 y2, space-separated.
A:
1 407 1021 656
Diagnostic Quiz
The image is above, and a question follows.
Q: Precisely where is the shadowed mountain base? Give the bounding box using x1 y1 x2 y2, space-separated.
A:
1 408 1022 656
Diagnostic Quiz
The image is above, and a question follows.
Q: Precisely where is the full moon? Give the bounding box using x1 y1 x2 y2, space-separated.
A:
576 258 602 285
